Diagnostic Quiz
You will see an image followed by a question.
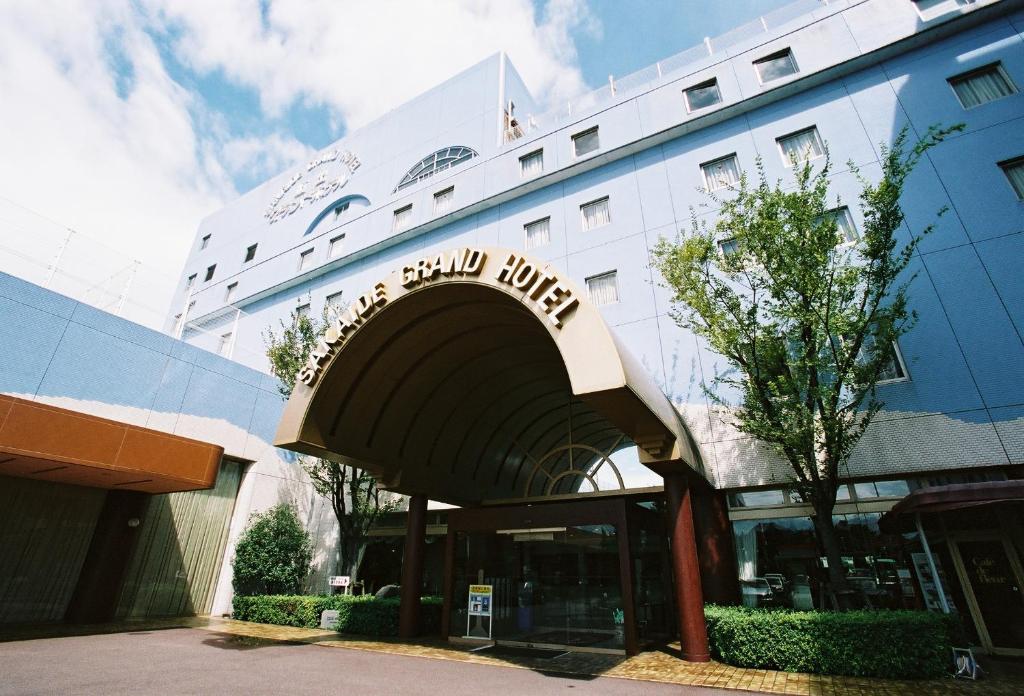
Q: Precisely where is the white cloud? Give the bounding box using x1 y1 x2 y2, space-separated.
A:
222 134 316 191
145 0 599 129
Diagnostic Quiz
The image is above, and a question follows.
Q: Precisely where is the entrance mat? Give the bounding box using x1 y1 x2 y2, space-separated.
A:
522 630 613 647
476 644 568 660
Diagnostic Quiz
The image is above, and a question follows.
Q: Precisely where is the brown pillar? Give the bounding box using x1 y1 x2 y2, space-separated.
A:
664 473 710 662
440 526 456 639
65 490 149 623
398 493 428 639
691 485 740 605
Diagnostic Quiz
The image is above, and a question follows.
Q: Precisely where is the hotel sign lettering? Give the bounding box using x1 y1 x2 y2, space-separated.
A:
264 148 361 225
296 248 580 387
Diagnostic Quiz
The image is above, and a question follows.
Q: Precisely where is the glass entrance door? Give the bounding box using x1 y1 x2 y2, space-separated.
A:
952 536 1024 654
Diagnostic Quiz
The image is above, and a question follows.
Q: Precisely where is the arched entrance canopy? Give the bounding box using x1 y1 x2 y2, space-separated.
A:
274 247 703 505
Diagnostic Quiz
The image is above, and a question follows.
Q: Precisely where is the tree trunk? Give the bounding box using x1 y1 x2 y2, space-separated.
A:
811 506 853 611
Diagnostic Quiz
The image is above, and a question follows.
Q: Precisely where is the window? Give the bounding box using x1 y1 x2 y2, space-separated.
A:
326 291 345 317
999 156 1024 199
393 204 413 232
701 154 740 191
296 303 311 318
822 206 858 244
225 282 238 303
572 127 600 157
204 264 216 282
580 197 611 231
185 273 196 292
334 200 350 217
877 342 908 382
394 146 478 192
949 63 1016 109
520 149 544 178
244 244 257 263
200 234 211 250
298 248 315 271
754 49 798 83
433 186 454 216
684 78 722 112
328 234 346 259
912 0 975 21
586 271 619 306
718 237 740 258
217 332 233 357
524 217 551 250
777 127 824 167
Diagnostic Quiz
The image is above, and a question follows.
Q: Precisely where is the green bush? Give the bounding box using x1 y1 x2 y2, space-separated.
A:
232 594 444 637
232 504 313 596
704 605 960 679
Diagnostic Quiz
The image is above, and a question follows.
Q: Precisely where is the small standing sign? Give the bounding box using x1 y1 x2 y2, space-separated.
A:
329 575 351 595
466 584 493 639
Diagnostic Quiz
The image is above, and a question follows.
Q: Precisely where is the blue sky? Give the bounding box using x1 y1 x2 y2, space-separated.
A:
0 0 802 318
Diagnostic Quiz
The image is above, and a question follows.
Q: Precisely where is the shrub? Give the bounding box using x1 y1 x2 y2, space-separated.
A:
232 504 313 596
704 605 961 679
232 594 444 636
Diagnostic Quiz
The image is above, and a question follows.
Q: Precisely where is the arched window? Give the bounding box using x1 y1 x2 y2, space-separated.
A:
394 146 478 193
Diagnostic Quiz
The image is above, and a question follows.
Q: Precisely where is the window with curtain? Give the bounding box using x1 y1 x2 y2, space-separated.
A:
818 206 858 244
999 156 1024 199
586 270 619 306
777 127 823 167
949 63 1017 108
433 187 454 215
524 217 551 250
701 154 740 191
520 149 544 177
580 197 611 231
684 78 722 112
393 204 413 232
754 49 798 83
572 127 600 157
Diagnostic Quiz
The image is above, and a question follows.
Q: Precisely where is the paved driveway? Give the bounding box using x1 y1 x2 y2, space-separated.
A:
0 628 737 695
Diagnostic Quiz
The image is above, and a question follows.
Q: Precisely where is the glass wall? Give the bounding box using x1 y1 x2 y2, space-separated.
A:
450 525 626 650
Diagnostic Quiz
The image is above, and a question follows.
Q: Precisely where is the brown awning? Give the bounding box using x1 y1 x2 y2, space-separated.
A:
879 480 1024 533
0 393 224 493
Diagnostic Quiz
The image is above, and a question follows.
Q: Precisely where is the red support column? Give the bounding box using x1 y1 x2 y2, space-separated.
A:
664 472 710 662
399 493 428 639
691 485 740 606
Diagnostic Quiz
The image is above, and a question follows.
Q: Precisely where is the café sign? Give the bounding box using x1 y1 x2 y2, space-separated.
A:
296 248 580 387
264 148 361 225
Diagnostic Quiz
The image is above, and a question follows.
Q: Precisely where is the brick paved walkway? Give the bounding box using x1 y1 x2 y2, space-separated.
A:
2 616 1019 695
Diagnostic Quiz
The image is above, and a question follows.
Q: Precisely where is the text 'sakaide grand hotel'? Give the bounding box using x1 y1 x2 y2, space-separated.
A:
2 0 1023 659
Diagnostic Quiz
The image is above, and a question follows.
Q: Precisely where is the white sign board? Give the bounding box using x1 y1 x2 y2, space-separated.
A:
329 575 351 587
465 584 493 639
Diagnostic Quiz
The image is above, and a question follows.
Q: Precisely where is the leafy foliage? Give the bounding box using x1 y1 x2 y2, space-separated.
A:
232 594 444 636
263 306 400 580
650 125 962 601
704 605 961 679
232 503 313 596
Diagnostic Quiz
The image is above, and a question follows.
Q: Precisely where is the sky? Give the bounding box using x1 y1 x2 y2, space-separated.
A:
0 0 794 313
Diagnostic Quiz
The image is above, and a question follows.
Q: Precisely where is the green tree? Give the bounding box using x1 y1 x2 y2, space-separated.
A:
232 503 313 595
651 125 961 608
264 308 400 582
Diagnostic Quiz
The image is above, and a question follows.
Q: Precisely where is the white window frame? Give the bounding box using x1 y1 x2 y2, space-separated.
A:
328 234 346 259
753 48 798 84
820 206 859 245
298 248 315 272
524 217 552 250
683 78 722 113
296 303 311 318
876 340 910 384
717 237 740 258
185 273 196 292
217 331 234 358
948 62 1017 109
585 270 619 307
912 0 974 22
776 126 824 168
580 196 611 231
700 153 741 192
225 282 238 303
998 155 1024 200
519 149 544 178
433 186 455 216
572 126 600 158
393 204 413 232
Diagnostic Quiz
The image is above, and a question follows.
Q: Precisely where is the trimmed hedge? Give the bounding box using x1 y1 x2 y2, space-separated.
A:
704 605 961 679
232 594 443 637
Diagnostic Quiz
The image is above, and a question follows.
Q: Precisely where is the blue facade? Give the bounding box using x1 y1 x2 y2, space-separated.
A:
172 0 1023 493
